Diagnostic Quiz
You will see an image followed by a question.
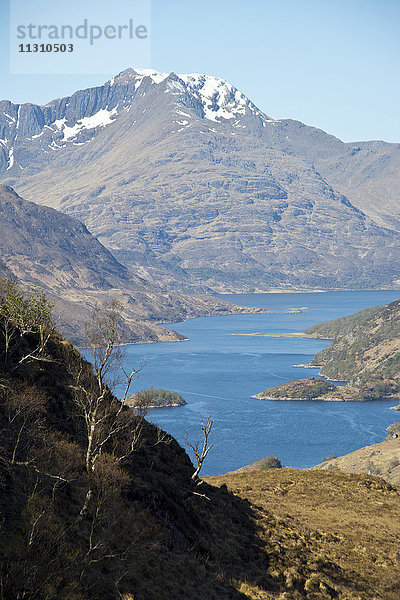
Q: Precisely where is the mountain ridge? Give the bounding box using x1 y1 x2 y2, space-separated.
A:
2 68 400 292
0 184 264 343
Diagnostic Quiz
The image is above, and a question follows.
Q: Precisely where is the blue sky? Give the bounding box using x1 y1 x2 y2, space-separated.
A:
1 0 399 142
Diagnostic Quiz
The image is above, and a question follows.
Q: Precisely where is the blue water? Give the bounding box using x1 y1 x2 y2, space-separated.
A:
121 291 400 475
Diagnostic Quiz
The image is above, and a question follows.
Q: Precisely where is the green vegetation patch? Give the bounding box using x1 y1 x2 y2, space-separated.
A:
257 377 337 399
128 387 186 408
258 455 282 470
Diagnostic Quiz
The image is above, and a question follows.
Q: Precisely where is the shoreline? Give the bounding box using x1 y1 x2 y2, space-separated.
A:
232 332 333 339
218 287 400 295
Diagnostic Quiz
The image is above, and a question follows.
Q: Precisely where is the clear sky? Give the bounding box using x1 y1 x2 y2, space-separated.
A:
1 0 399 142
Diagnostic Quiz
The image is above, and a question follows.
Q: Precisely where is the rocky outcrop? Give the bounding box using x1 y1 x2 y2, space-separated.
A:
253 377 349 401
225 455 282 474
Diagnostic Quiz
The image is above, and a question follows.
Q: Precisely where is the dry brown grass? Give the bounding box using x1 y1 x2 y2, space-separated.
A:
314 436 400 486
206 468 400 599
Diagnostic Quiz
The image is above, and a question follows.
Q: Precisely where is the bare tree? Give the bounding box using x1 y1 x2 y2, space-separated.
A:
68 301 146 519
185 414 214 482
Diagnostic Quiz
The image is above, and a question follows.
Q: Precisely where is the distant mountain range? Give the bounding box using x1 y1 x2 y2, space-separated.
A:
0 184 262 342
1 68 400 291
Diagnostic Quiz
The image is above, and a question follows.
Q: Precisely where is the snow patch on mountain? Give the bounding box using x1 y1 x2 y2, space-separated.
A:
178 73 254 122
49 108 118 141
4 113 15 124
133 68 168 84
165 79 186 95
176 110 191 118
6 148 14 170
111 68 168 88
53 119 67 130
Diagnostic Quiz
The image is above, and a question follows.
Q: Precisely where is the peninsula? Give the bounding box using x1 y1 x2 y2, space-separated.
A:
253 299 400 404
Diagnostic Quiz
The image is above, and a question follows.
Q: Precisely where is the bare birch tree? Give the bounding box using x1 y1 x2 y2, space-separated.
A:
68 301 146 519
185 414 214 482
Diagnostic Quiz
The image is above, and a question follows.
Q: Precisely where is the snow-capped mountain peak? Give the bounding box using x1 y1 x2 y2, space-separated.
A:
0 67 272 172
109 67 169 87
109 68 269 123
178 73 257 122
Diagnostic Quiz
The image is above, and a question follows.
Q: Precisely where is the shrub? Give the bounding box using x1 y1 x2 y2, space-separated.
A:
259 455 282 470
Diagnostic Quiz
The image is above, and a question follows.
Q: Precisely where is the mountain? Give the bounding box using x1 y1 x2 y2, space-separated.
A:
0 184 262 342
1 68 400 292
0 184 133 291
1 304 399 599
254 298 400 402
263 121 400 230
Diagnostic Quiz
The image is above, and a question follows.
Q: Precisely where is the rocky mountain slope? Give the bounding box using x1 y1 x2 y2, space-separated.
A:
1 68 400 292
1 302 399 599
254 298 400 403
268 122 400 230
0 184 263 342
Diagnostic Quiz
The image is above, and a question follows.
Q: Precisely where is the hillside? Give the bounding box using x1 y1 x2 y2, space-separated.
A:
2 69 400 292
313 423 400 486
306 299 400 398
1 289 400 599
0 184 264 343
206 468 400 600
254 298 400 403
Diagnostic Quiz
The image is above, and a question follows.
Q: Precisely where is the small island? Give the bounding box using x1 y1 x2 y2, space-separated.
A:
126 388 187 409
252 377 376 402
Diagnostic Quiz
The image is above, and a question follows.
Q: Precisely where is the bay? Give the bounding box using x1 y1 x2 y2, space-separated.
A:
121 290 400 476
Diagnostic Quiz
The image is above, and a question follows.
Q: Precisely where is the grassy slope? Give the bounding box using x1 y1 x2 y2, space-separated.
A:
313 434 400 486
305 305 384 339
207 468 400 600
